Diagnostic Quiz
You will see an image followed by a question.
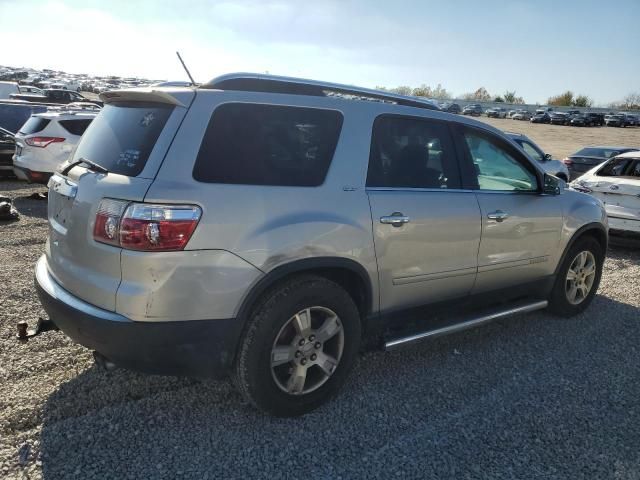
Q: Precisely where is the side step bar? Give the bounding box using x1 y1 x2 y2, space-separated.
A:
384 299 548 351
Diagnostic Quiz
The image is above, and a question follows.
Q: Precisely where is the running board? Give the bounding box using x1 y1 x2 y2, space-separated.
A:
384 299 548 351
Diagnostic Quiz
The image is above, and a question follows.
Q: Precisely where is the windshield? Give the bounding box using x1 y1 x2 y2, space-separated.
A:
72 102 173 176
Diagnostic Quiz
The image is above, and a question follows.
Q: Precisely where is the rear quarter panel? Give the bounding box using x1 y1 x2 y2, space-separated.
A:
144 90 381 317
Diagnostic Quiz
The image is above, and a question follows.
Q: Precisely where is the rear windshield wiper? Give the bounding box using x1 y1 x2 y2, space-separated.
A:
60 157 108 176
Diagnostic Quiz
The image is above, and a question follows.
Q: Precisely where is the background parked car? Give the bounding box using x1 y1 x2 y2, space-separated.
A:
570 114 593 127
486 107 507 118
530 112 551 124
462 104 483 116
506 132 570 182
562 145 639 180
550 112 571 125
10 89 98 105
440 102 461 114
13 110 97 183
570 151 640 235
605 114 629 127
511 110 532 121
585 112 605 126
19 85 45 95
0 127 16 177
0 81 20 99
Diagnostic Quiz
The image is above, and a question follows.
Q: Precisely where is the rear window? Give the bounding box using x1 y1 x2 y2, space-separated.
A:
59 119 93 136
72 103 173 176
575 147 619 158
19 117 50 135
193 103 343 186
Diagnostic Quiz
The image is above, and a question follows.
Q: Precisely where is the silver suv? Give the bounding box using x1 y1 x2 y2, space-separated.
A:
36 73 608 416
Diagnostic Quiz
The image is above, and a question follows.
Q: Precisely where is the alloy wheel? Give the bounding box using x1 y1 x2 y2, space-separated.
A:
270 306 344 395
565 250 597 305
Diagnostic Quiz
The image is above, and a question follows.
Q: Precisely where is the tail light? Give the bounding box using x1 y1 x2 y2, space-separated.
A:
25 136 65 148
562 157 573 166
93 199 201 251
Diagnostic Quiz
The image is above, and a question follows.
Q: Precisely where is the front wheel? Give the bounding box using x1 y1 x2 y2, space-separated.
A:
548 236 604 317
233 275 361 416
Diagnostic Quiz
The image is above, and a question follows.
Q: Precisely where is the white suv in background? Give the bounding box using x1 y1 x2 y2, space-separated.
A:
13 110 97 183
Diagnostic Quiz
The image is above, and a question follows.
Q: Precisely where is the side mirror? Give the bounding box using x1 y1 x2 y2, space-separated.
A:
544 153 552 161
542 173 561 195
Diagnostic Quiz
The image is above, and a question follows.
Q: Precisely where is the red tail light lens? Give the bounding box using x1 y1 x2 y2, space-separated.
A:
93 199 129 247
562 157 573 166
93 199 201 251
120 204 201 251
25 136 65 148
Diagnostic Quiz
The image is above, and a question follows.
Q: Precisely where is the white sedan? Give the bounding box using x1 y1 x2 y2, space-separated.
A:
570 151 640 234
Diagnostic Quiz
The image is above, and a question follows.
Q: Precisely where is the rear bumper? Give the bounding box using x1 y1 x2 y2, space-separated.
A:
35 255 243 378
608 216 640 234
13 165 52 184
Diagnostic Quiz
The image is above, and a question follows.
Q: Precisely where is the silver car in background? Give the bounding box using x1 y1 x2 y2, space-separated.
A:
506 132 570 182
36 73 608 416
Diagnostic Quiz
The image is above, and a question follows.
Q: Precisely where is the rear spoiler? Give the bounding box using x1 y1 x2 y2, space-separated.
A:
99 89 187 107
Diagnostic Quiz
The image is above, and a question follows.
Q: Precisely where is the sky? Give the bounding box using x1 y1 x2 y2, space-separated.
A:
0 0 638 105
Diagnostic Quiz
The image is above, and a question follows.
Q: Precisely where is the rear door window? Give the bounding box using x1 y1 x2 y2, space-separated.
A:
193 103 343 186
367 115 461 189
19 117 50 135
59 119 93 136
72 103 173 176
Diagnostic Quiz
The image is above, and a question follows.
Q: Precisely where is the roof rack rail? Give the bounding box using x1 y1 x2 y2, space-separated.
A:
202 73 440 111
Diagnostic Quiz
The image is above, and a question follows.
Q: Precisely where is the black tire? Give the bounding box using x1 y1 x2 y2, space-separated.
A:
233 275 361 417
548 236 604 317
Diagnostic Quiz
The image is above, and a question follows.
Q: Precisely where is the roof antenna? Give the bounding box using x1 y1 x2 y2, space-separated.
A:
176 51 196 86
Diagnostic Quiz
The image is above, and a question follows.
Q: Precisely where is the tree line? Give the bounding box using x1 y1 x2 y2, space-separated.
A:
377 83 640 110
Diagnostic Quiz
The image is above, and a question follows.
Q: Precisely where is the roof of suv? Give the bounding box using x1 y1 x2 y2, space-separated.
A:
100 73 516 141
201 72 441 111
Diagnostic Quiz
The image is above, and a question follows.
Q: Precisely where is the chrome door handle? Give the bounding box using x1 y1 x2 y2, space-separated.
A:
380 213 410 227
487 210 509 222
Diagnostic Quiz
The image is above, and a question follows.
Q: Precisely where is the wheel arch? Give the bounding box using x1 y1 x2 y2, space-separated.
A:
235 257 374 328
554 223 608 276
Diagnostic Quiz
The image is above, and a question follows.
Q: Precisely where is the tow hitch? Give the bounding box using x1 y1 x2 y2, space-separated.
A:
16 317 58 340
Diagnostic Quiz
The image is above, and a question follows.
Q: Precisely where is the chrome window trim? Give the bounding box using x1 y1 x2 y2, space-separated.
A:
365 186 541 195
365 187 475 193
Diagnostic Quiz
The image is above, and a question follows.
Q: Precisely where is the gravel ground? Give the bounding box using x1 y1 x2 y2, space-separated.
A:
1 174 640 480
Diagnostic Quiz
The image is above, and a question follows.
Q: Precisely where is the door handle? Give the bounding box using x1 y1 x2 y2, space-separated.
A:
487 210 509 222
380 212 410 227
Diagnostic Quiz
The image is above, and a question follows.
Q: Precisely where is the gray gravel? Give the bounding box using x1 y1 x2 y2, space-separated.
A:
1 178 640 480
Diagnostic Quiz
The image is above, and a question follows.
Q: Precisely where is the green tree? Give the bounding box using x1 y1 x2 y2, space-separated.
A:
573 95 592 107
411 85 432 97
494 96 505 103
548 91 575 106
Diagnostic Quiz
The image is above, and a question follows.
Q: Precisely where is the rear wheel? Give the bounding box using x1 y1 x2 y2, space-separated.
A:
233 275 361 416
548 236 604 317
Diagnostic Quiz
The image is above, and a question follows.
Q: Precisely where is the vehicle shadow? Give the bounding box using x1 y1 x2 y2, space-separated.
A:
10 194 48 220
37 293 640 478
